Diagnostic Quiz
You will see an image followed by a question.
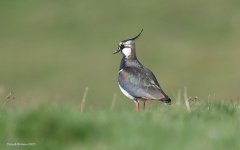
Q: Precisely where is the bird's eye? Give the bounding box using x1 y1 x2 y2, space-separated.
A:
120 44 124 49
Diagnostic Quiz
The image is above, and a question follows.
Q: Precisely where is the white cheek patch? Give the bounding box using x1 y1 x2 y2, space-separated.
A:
125 41 132 45
122 48 132 57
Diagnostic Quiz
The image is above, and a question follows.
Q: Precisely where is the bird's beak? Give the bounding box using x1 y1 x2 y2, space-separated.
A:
113 47 120 54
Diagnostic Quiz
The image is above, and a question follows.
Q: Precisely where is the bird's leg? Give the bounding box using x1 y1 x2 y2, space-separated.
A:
143 100 146 110
134 100 139 112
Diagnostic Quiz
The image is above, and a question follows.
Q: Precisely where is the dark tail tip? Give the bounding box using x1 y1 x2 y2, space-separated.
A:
161 97 171 105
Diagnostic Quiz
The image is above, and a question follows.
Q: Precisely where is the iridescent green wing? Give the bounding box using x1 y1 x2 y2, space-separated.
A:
118 67 166 100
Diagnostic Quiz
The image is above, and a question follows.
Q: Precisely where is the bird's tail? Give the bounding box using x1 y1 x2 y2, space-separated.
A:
160 97 171 105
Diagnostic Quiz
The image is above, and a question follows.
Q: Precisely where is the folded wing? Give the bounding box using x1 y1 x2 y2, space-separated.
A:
118 67 168 100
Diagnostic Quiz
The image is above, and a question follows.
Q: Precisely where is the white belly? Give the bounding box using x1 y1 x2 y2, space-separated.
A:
118 84 135 100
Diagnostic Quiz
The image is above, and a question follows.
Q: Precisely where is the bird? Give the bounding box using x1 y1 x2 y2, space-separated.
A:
113 29 171 112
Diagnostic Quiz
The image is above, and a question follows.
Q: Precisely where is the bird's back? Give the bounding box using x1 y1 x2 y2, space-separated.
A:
118 66 170 102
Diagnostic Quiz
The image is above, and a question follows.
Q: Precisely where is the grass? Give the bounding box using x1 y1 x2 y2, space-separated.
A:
0 98 240 150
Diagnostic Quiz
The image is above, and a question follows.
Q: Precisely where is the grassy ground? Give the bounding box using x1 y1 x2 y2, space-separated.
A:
0 99 240 150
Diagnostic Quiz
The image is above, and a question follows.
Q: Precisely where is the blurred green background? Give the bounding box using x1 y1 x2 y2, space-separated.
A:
1 0 240 107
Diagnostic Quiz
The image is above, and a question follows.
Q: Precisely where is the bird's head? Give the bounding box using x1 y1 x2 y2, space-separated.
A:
114 29 143 59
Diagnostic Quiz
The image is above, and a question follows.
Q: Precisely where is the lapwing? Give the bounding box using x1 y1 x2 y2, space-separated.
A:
114 29 171 112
